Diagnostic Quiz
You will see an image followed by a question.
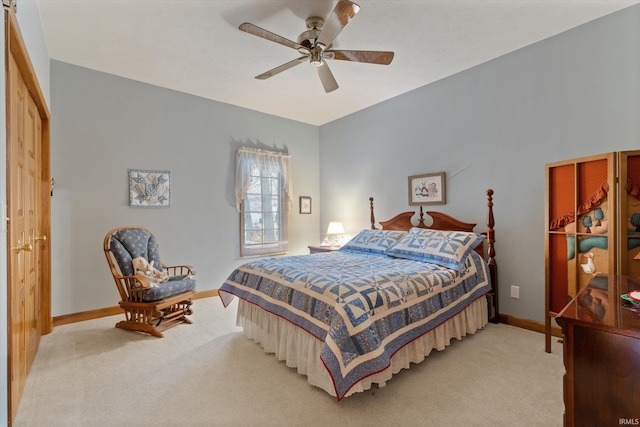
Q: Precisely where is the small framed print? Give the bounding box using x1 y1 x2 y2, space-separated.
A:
408 172 446 205
299 196 312 214
129 169 171 208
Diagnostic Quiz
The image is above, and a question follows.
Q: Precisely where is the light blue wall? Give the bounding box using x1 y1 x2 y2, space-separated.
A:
50 61 320 315
1 1 50 424
319 4 640 322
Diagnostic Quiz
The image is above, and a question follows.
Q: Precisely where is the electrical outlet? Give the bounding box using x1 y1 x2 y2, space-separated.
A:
510 285 520 299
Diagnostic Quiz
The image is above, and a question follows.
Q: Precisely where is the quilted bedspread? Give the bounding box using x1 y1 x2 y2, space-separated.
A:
219 250 491 399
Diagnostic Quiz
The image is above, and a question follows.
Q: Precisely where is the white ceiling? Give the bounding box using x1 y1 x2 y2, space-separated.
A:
36 0 639 126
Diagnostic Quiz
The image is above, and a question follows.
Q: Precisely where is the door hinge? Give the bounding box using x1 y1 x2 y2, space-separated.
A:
2 0 16 12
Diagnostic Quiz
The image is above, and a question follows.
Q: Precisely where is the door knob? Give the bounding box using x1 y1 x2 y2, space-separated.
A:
34 234 47 242
13 241 33 254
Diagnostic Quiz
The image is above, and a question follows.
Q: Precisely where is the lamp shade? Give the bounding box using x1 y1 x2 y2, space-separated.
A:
326 221 345 235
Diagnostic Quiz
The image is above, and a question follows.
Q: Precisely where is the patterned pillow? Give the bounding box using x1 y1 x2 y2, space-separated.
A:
384 227 485 271
340 229 408 255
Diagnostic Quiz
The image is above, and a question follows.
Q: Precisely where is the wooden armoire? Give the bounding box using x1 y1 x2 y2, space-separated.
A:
544 150 640 352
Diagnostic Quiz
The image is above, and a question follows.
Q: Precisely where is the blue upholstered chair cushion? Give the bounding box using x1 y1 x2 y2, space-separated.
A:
108 227 196 302
109 228 162 277
340 229 407 255
384 227 485 271
141 276 196 302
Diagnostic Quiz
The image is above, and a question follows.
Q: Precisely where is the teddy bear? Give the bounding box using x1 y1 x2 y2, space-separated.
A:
131 257 168 287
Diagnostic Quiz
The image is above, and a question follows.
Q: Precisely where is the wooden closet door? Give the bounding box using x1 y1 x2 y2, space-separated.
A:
5 5 51 420
7 48 42 419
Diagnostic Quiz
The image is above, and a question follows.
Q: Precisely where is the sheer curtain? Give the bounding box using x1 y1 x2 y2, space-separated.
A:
235 147 292 212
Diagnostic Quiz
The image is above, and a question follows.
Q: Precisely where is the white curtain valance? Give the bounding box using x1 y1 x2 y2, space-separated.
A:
235 147 293 213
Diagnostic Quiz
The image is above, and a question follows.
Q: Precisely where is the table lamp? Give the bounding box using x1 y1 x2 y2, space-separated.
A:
326 221 345 247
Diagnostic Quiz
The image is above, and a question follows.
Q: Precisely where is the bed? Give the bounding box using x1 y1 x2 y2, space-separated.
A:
219 189 498 400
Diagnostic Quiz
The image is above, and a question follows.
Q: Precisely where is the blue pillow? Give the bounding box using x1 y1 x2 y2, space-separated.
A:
340 229 408 255
384 227 485 271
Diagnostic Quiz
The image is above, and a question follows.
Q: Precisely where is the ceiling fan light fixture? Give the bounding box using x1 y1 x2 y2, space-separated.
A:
310 50 323 67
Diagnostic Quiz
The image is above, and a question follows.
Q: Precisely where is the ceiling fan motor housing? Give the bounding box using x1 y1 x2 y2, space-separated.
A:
297 17 324 49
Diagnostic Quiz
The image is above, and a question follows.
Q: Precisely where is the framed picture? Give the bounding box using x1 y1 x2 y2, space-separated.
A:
299 196 312 214
129 169 171 208
408 172 446 205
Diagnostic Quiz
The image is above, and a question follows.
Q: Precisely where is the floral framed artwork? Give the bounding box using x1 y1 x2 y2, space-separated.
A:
299 196 312 214
129 169 171 208
408 172 446 205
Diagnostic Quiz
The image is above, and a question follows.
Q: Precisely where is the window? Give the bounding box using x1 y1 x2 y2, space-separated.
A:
236 147 292 257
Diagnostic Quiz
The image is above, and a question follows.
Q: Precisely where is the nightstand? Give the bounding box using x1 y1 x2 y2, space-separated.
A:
308 245 340 254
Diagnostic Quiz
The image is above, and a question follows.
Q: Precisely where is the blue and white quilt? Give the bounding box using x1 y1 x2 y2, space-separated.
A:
219 250 491 399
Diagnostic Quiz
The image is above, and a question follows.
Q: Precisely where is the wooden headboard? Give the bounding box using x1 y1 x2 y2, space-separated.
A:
368 189 498 322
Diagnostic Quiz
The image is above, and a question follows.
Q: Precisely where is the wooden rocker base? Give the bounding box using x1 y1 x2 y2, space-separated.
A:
116 291 196 338
115 316 191 338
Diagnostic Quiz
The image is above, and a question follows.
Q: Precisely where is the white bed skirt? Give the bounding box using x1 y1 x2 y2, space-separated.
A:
236 296 489 398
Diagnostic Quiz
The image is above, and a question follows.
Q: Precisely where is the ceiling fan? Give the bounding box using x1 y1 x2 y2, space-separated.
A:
239 0 394 93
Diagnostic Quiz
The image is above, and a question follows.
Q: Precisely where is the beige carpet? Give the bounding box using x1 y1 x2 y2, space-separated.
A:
14 297 564 427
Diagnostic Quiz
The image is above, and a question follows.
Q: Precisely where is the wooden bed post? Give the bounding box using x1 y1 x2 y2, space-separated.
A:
418 206 426 228
370 197 377 229
486 189 499 323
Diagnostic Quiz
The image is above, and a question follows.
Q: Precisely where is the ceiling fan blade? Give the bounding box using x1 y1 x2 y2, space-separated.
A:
239 23 305 51
255 56 309 80
316 0 360 49
325 50 394 65
315 61 339 93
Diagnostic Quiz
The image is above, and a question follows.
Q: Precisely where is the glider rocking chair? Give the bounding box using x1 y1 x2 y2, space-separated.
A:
104 226 197 338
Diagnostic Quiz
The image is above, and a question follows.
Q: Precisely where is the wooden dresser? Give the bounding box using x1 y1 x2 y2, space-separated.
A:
556 275 640 427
